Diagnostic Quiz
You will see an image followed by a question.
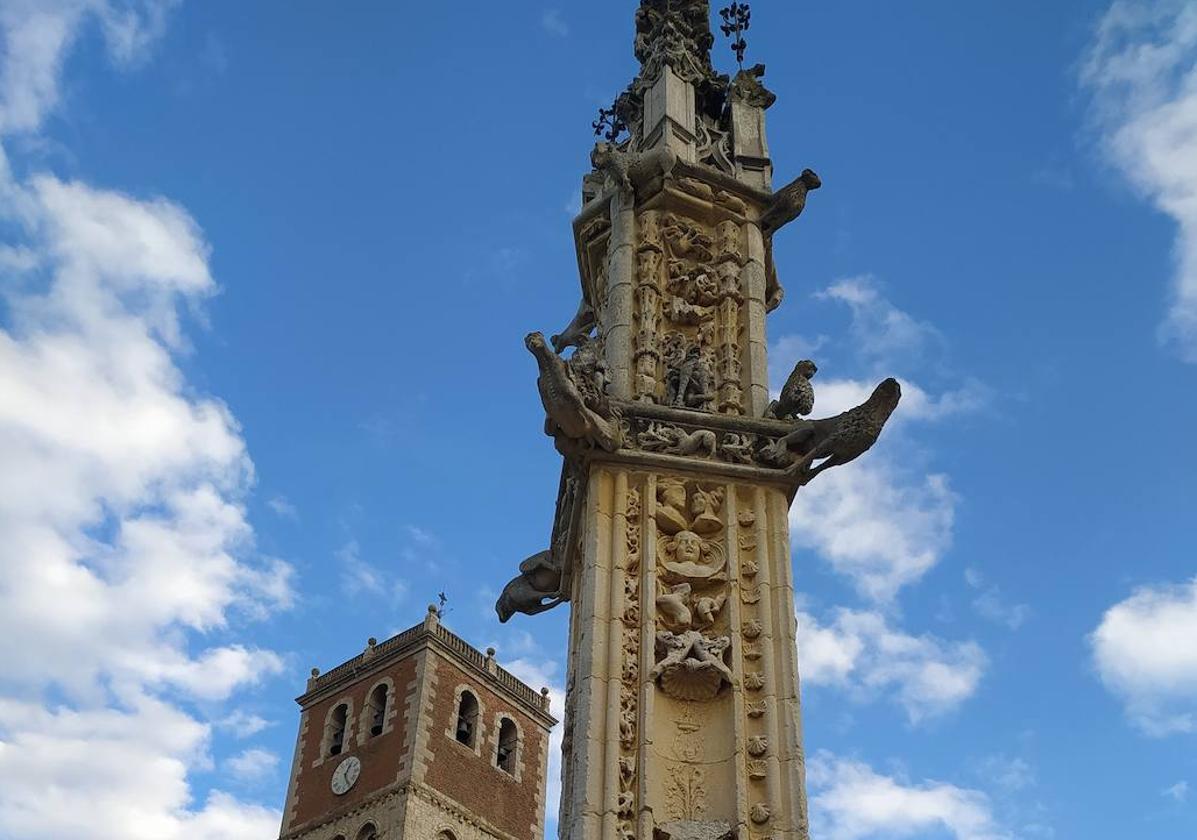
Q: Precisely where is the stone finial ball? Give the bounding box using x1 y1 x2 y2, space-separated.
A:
310 667 320 677
427 603 438 614
541 687 550 697
367 637 377 647
486 647 496 657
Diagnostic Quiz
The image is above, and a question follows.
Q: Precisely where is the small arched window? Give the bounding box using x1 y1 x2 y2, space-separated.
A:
327 703 348 756
496 717 518 774
455 690 479 747
355 823 377 840
366 683 389 737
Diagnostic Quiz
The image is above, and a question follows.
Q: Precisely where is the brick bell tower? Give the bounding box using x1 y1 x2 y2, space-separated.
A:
278 606 557 840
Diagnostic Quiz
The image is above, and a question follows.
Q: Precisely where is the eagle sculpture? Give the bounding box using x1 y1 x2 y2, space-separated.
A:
765 359 817 421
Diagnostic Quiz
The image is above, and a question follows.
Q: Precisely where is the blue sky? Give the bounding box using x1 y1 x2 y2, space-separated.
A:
0 1 1194 838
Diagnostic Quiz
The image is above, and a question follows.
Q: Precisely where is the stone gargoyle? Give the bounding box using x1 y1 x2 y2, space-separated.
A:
527 330 622 452
760 377 902 485
495 549 566 623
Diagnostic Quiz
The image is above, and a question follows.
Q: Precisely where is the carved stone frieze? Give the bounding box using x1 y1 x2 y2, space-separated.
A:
631 204 748 414
617 484 643 839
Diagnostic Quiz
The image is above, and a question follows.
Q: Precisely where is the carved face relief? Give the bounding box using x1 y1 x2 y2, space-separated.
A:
675 530 702 565
658 530 725 582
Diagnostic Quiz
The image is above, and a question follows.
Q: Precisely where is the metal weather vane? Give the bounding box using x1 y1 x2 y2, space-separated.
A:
719 2 751 69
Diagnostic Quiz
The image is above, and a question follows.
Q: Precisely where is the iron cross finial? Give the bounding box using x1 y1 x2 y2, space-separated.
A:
719 2 752 69
592 105 628 143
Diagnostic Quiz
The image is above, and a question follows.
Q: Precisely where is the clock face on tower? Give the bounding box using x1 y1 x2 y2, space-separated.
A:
330 756 361 795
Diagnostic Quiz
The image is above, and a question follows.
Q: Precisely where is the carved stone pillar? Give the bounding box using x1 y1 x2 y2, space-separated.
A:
507 4 900 840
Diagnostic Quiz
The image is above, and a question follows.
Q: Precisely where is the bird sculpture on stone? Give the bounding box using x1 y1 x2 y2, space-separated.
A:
526 331 621 452
765 359 817 420
782 378 902 484
759 168 822 236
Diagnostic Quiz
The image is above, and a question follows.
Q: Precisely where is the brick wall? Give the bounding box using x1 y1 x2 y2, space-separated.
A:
421 655 548 840
287 655 418 831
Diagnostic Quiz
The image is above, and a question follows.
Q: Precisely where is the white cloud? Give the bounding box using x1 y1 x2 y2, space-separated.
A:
216 710 272 739
0 2 289 835
816 276 944 367
266 495 297 519
1081 1 1197 361
791 459 956 602
337 539 408 601
976 754 1035 792
0 0 176 135
1090 577 1197 735
1162 780 1189 802
224 747 279 782
966 569 1030 630
541 9 569 37
808 752 1009 840
799 609 986 723
774 280 984 601
0 696 280 839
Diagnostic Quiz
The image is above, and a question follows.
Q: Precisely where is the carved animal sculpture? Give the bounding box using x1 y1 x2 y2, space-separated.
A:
526 331 621 452
783 378 902 483
551 299 597 354
637 423 716 457
591 141 638 195
694 591 727 627
759 168 822 236
765 359 817 420
656 581 693 628
495 550 565 622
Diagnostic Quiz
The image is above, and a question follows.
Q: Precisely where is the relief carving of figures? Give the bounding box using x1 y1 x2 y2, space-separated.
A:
526 331 622 452
656 581 727 631
663 213 714 262
665 345 716 410
658 530 725 582
635 217 665 403
636 422 717 457
718 432 755 464
714 220 744 265
651 629 734 701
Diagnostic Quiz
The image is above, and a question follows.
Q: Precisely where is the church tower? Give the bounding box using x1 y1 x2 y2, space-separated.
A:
277 607 557 840
495 2 901 839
